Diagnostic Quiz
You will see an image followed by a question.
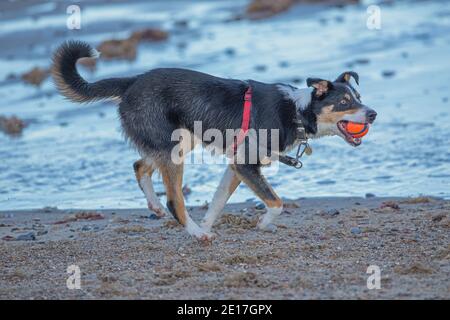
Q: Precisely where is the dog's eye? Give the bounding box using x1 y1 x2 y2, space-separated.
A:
340 99 348 105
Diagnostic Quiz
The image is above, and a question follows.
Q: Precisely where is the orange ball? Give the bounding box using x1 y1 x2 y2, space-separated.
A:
345 121 369 138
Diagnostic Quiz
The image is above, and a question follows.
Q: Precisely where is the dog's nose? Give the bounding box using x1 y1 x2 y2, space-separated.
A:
366 109 377 123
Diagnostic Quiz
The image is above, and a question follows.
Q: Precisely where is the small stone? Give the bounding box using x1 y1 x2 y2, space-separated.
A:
350 227 361 235
254 65 267 72
319 209 340 218
174 19 189 28
255 203 265 210
81 225 92 231
148 213 160 220
16 232 36 241
2 235 15 241
42 206 58 213
382 70 396 78
182 184 192 196
37 230 48 236
224 48 236 56
326 209 340 217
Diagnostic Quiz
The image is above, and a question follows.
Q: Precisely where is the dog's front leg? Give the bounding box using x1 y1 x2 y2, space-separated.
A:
200 165 241 232
232 164 283 231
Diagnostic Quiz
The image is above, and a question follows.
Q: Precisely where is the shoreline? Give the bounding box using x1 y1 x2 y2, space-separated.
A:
1 196 449 299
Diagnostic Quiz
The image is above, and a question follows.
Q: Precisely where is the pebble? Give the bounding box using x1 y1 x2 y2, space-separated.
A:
16 232 36 241
81 225 92 231
350 227 362 235
382 70 396 78
254 203 265 210
318 209 340 218
148 213 160 220
291 77 303 84
42 206 58 213
224 48 236 56
254 65 267 72
37 230 48 236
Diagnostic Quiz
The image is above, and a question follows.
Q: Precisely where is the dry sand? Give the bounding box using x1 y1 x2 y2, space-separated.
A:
0 196 449 299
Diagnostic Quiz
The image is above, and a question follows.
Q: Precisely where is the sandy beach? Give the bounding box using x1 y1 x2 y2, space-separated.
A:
1 196 449 299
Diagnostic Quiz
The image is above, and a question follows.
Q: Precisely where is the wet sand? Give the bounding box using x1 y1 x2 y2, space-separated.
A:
1 196 449 299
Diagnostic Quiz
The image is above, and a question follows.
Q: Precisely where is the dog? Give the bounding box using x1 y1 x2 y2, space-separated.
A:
51 40 377 241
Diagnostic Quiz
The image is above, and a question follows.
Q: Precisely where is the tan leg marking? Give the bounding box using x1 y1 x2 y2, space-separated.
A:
160 163 187 225
161 162 214 241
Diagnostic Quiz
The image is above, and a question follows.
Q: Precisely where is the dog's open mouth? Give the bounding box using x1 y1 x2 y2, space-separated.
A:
337 120 367 147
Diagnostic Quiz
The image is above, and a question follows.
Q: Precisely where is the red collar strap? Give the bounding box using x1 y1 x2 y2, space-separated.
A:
232 85 253 152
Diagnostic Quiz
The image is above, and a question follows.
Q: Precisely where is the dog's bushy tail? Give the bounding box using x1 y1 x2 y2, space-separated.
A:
51 40 136 103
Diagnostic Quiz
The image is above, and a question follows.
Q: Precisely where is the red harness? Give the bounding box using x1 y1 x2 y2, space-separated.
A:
232 85 253 152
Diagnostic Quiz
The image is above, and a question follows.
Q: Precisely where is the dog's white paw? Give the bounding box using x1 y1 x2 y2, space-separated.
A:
147 203 166 217
191 228 216 242
257 220 278 233
195 231 216 243
187 219 216 242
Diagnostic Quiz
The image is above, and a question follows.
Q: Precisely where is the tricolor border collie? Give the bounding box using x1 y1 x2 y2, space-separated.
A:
51 40 377 242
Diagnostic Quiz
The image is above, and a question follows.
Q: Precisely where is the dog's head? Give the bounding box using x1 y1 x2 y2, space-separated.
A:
306 71 377 146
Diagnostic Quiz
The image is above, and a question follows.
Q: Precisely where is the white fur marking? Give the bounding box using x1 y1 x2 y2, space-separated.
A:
186 215 214 240
277 85 313 111
201 166 235 231
139 175 165 213
345 84 360 102
309 122 340 139
258 206 283 229
90 49 101 58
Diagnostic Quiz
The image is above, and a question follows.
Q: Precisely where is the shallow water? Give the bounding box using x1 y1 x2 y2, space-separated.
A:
0 0 449 209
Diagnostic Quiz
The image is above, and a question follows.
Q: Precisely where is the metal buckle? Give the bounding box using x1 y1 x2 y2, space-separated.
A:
296 142 309 159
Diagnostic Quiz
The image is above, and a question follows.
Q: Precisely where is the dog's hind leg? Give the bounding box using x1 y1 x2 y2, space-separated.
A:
231 164 283 231
160 161 215 241
200 165 241 232
134 158 167 217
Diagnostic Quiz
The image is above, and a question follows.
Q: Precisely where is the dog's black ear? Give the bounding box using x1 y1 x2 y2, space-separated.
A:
306 78 333 97
335 71 359 85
